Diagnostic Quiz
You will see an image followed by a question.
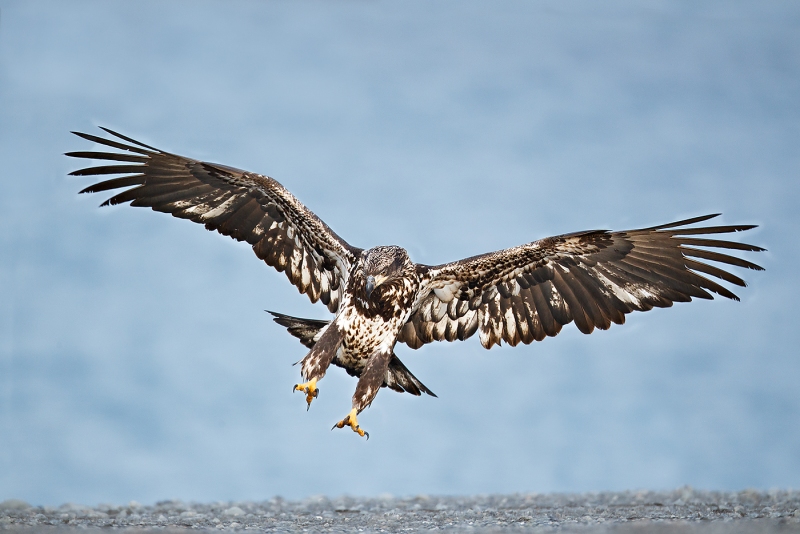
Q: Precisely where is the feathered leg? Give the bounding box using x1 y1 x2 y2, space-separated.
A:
270 312 437 397
294 324 342 409
333 350 391 439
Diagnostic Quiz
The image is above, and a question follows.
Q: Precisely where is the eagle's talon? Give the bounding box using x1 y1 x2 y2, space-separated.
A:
293 378 318 408
333 409 368 439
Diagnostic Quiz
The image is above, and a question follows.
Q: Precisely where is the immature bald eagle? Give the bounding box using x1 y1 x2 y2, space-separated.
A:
69 128 764 439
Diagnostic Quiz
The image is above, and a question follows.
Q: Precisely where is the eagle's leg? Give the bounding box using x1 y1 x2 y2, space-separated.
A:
332 350 391 439
294 324 342 410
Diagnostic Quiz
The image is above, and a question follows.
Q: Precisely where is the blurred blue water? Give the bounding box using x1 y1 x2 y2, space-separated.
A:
0 0 798 506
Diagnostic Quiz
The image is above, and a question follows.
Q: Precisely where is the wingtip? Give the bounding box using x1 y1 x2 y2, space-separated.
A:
98 126 120 137
97 126 160 151
70 130 95 142
649 213 722 230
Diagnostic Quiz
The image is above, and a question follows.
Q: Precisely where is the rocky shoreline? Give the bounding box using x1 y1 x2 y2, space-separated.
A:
2 488 799 532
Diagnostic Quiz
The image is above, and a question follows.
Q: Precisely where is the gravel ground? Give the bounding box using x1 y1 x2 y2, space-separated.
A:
2 488 799 533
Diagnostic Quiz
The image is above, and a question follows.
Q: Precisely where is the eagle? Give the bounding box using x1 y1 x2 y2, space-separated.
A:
68 127 764 439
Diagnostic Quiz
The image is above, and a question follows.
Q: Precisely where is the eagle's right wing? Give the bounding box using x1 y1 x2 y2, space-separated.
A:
68 128 361 312
399 215 764 350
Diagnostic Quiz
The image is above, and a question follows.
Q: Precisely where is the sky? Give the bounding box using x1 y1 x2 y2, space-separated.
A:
0 0 798 507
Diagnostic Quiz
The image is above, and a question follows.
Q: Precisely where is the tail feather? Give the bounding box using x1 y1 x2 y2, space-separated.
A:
267 311 436 397
386 356 437 397
267 310 329 349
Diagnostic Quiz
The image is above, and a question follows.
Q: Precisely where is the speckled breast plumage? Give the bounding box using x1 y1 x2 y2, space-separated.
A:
336 273 421 370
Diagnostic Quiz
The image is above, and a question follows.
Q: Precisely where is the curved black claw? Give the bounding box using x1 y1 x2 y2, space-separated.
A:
331 411 369 439
293 380 319 409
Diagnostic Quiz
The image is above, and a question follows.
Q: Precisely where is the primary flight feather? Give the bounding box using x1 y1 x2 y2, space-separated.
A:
68 127 764 438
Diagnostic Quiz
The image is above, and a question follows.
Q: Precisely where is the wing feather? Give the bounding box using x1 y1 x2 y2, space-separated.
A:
680 246 762 271
552 268 594 334
541 280 571 327
398 215 763 350
68 128 361 312
571 264 621 326
529 283 559 337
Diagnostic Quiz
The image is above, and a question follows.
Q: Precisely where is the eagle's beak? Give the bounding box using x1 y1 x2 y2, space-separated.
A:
365 274 388 300
365 275 376 299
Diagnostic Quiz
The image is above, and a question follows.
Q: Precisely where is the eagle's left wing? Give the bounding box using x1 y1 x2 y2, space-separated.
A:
399 215 764 350
68 128 361 312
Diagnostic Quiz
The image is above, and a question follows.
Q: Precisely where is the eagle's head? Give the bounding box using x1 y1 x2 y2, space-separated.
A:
361 245 413 301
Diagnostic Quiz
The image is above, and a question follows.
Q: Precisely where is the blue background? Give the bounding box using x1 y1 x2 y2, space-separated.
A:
1 1 798 506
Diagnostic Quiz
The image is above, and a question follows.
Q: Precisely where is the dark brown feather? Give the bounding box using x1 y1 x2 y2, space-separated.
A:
70 130 155 155
66 151 147 163
681 246 764 271
552 269 594 334
675 237 765 252
79 175 146 194
529 283 560 337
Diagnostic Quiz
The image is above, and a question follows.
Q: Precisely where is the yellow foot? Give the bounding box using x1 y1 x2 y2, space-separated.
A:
293 378 318 410
332 408 369 439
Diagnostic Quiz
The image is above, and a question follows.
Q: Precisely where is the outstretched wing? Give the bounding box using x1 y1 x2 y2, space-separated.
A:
399 214 764 350
68 128 361 313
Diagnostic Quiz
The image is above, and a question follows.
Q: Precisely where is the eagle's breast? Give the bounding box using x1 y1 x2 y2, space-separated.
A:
336 260 421 368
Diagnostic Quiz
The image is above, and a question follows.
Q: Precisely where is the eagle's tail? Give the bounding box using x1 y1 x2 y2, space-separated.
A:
384 353 437 398
266 311 436 398
268 310 329 349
